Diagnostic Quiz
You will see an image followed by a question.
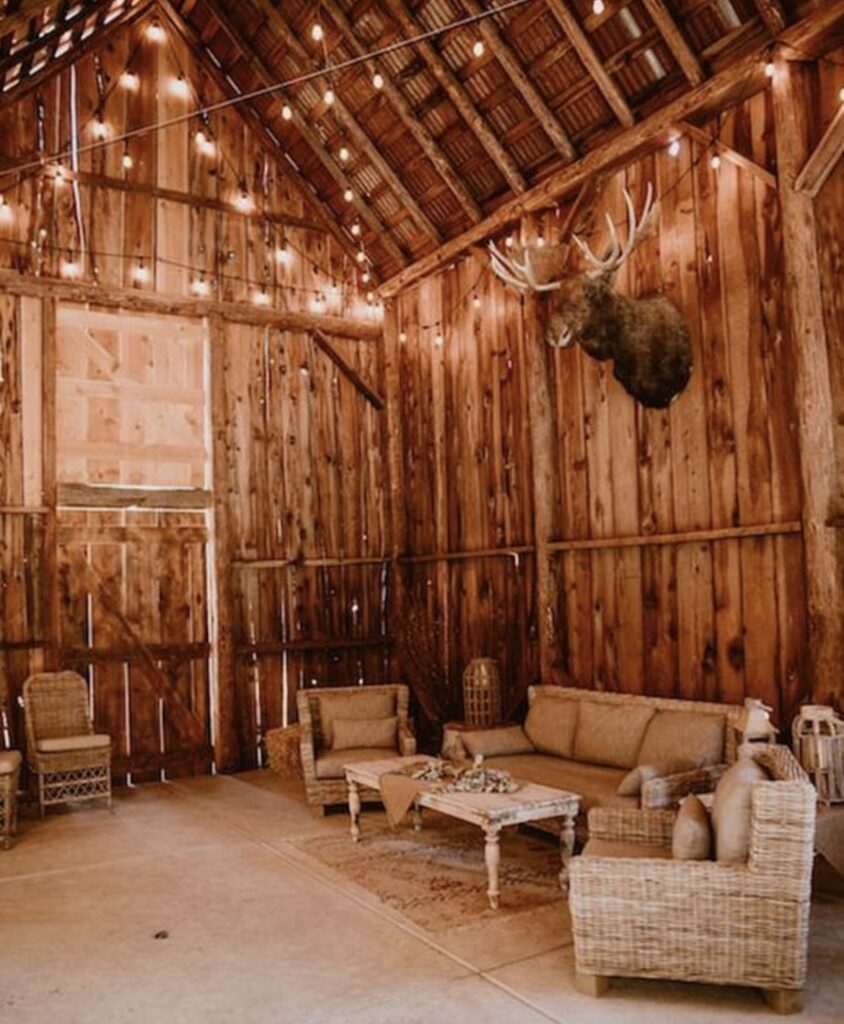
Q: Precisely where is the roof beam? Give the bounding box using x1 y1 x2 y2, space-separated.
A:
794 103 844 197
248 0 442 246
382 0 527 195
544 0 634 128
0 0 55 45
640 0 703 85
378 3 844 298
0 0 117 78
197 0 408 268
752 1 787 36
159 0 374 272
461 0 576 162
319 0 482 223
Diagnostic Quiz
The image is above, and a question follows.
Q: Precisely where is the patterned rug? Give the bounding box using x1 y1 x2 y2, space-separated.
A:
292 812 565 932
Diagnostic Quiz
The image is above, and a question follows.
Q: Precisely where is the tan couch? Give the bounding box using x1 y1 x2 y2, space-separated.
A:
462 686 743 817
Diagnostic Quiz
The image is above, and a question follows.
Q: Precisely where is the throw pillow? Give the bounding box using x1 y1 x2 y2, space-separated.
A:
616 757 697 796
316 690 396 748
672 794 713 860
332 716 397 751
711 755 768 862
573 701 655 769
462 725 535 759
637 710 725 768
524 698 579 758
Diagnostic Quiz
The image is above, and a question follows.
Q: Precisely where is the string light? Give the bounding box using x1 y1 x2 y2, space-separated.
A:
351 222 361 237
92 117 108 140
398 331 407 344
592 1 605 15
252 286 270 306
339 145 350 162
121 148 133 169
311 292 327 313
132 261 150 284
194 130 215 156
146 22 165 43
434 331 444 347
323 88 335 106
61 255 80 278
472 40 485 58
472 294 481 310
361 270 371 283
710 153 721 170
311 24 324 42
275 243 292 265
0 195 12 223
343 187 354 202
667 137 681 157
355 250 366 263
366 290 374 302
170 74 190 99
54 165 67 184
764 61 775 79
504 235 514 249
120 70 139 91
282 103 293 121
372 71 384 89
233 187 254 213
536 234 546 247
191 276 210 296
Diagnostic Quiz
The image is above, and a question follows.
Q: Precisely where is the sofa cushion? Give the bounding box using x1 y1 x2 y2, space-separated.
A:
583 838 672 860
638 710 725 768
0 750 22 774
462 725 534 759
524 698 578 758
314 690 396 749
617 758 697 796
672 794 713 860
573 701 655 769
711 756 768 862
36 734 110 753
314 747 395 780
484 754 634 811
332 716 397 752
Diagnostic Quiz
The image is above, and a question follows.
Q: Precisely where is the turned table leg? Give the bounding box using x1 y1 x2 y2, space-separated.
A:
484 824 502 909
412 800 422 832
559 812 576 894
347 778 362 842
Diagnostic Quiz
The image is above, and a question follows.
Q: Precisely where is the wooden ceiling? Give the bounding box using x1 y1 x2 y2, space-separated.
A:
0 0 836 289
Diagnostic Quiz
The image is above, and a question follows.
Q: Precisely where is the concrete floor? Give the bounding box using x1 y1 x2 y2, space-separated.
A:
1 771 842 1024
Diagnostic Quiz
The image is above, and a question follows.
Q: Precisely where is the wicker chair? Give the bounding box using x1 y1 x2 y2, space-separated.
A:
569 746 816 1014
0 694 22 848
23 672 112 816
297 684 415 817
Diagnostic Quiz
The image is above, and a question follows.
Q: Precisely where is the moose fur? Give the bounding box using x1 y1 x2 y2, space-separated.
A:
488 187 693 408
544 274 692 408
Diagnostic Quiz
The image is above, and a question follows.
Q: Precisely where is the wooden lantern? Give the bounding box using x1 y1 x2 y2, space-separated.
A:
792 705 844 804
462 658 502 727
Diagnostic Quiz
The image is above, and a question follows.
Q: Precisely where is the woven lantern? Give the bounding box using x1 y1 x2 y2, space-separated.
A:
462 658 502 727
792 705 844 804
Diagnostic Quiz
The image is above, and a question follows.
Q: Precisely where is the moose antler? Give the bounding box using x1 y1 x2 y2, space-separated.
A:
572 183 655 275
487 242 564 292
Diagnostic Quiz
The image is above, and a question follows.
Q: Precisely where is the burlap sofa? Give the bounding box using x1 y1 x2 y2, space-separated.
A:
462 685 744 816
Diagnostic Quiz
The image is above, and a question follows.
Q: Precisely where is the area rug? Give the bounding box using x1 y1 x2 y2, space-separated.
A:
291 812 565 932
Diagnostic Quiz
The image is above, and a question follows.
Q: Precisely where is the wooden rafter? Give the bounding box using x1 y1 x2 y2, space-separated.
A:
794 104 844 197
378 4 844 298
382 0 527 195
199 0 408 268
319 0 482 223
0 0 149 108
159 0 375 273
247 0 442 246
544 0 634 128
752 0 787 36
0 0 57 44
0 0 116 78
640 0 703 86
460 0 575 162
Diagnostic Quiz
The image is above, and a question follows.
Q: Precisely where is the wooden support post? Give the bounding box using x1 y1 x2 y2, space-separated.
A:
40 298 59 669
382 301 406 682
772 60 842 706
209 315 239 771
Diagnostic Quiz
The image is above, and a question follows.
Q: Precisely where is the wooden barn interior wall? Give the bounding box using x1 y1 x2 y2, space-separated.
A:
0 18 841 774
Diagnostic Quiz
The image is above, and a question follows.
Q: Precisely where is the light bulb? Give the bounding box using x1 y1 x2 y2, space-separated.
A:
170 74 189 99
710 153 721 170
146 22 165 43
311 23 324 42
343 188 354 202
54 165 66 184
0 195 12 223
252 288 270 306
61 258 80 278
191 277 210 296
592 0 605 15
351 222 361 237
282 103 293 121
355 251 366 263
366 290 374 302
362 271 370 283
764 61 775 79
472 295 481 310
233 189 254 213
339 145 350 162
667 137 681 157
324 88 335 106
120 70 139 91
195 130 207 146
536 235 546 248
122 151 133 169
92 118 108 140
398 331 407 344
372 72 384 90
472 40 485 58
504 235 514 249
275 245 291 265
132 262 150 284
434 332 444 347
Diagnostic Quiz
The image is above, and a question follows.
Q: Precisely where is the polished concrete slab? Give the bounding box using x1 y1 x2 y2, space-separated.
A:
1 771 842 1023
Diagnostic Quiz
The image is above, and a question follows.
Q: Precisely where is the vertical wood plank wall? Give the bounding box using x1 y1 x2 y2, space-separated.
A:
0 19 841 773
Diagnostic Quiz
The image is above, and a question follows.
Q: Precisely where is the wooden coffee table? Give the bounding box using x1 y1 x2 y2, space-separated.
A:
344 755 580 909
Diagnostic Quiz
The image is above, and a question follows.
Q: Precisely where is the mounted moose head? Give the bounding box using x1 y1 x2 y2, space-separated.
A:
489 185 692 408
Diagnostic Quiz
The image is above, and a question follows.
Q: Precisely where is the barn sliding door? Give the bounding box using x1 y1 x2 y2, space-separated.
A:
54 304 213 782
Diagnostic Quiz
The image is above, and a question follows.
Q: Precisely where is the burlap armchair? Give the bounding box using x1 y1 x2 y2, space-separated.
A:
297 684 415 816
569 746 816 1014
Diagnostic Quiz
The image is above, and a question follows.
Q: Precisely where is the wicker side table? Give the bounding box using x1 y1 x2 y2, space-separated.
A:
0 750 22 850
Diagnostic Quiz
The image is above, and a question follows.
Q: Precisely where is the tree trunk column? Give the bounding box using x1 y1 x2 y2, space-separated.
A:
772 59 842 706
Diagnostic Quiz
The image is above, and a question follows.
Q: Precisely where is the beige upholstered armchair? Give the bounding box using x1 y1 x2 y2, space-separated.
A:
23 672 112 816
569 746 816 1014
297 684 415 816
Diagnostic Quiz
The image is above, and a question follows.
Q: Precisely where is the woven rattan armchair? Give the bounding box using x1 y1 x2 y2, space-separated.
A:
569 746 816 1014
0 694 22 848
297 684 415 817
23 672 112 816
